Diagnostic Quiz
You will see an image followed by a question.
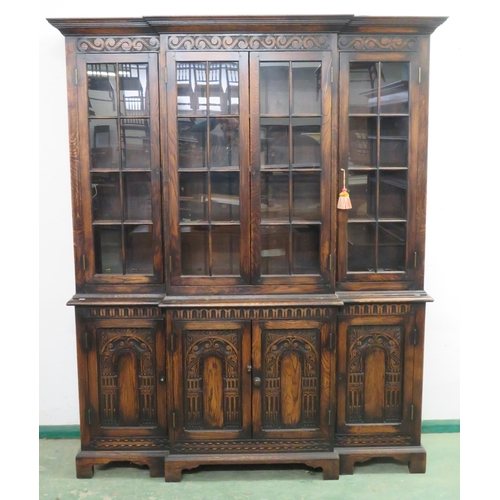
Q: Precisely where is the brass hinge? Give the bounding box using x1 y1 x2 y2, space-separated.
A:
169 256 172 273
84 331 90 351
172 410 176 429
330 66 334 83
329 330 334 350
328 409 332 426
82 254 87 271
170 333 175 352
75 68 78 85
410 404 415 420
329 254 334 272
87 408 92 425
411 326 418 346
418 67 422 83
413 251 418 269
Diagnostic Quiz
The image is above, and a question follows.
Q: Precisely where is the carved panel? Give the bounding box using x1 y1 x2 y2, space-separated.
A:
172 439 330 454
183 330 242 430
347 325 403 424
167 34 331 51
340 304 412 316
172 307 333 321
262 329 320 429
97 328 156 427
334 434 412 447
338 35 419 51
77 37 160 52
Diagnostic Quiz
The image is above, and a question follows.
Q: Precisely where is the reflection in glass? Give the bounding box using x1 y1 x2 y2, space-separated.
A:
261 226 289 275
378 223 406 271
181 226 209 275
94 226 122 274
292 117 321 166
212 226 240 275
210 172 240 222
125 225 153 274
379 117 408 167
292 62 321 115
178 118 207 168
348 223 376 272
124 172 152 221
380 62 409 114
179 172 208 223
349 62 378 114
260 62 289 115
292 225 320 274
260 118 289 166
379 171 407 219
89 119 119 170
292 172 321 221
261 172 289 222
208 62 239 115
121 119 150 169
177 62 207 115
119 63 149 116
210 118 239 168
91 172 121 221
88 63 117 116
348 117 377 168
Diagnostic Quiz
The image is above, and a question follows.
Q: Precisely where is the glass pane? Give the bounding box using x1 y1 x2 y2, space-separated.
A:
179 172 208 223
292 225 320 274
181 226 209 275
208 62 239 115
348 223 376 272
379 171 407 219
348 117 377 168
210 118 239 168
292 117 321 166
261 172 289 222
123 172 152 221
121 119 150 169
119 63 149 116
292 62 321 115
292 171 321 221
260 62 289 115
94 226 122 274
380 62 409 114
177 62 207 115
178 118 207 168
91 172 121 221
379 223 406 271
260 226 289 275
347 171 376 220
212 226 240 275
210 172 240 222
349 62 378 114
380 117 408 167
125 225 153 274
260 118 289 166
89 119 119 170
87 63 117 116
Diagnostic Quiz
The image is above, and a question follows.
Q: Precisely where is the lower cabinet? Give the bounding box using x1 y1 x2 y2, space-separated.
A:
335 302 427 474
72 303 427 480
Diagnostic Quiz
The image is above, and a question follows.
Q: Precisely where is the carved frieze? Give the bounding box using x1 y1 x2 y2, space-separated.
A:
77 37 160 52
90 437 168 449
338 35 419 51
167 34 331 51
340 304 412 316
86 307 163 318
172 307 333 320
334 434 412 446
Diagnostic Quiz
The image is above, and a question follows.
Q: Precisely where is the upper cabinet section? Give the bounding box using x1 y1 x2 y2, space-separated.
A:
48 16 446 295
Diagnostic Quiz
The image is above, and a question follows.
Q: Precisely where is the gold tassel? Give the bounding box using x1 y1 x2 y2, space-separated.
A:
337 168 352 210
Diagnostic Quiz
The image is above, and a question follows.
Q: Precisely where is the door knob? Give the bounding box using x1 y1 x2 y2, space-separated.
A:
253 377 261 388
246 365 252 373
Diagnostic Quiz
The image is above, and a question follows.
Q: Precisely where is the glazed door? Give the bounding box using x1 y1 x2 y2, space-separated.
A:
170 320 252 442
251 320 334 441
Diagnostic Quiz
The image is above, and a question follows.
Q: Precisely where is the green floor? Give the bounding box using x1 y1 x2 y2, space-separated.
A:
39 434 459 499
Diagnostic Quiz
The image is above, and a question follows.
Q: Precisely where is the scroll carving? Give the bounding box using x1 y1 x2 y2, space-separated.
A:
347 325 403 424
168 34 331 50
338 35 419 51
77 37 160 52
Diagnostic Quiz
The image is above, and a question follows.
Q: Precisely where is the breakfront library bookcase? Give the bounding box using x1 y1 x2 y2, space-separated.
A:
48 15 446 481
